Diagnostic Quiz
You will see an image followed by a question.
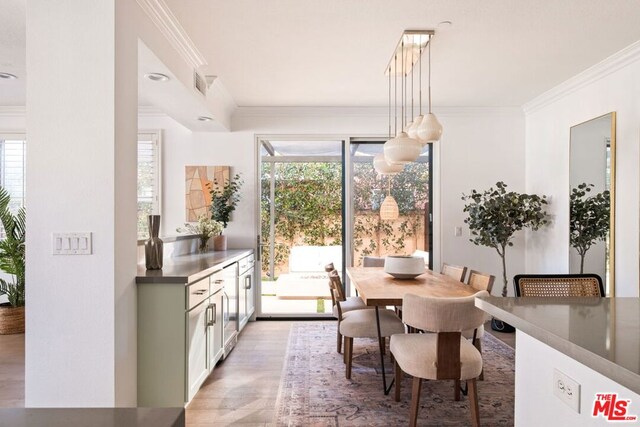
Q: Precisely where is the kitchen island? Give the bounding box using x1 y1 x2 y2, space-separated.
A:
476 296 640 426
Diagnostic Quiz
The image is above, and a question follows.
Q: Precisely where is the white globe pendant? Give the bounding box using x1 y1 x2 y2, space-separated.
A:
416 112 443 143
407 115 423 140
384 131 422 165
373 153 404 175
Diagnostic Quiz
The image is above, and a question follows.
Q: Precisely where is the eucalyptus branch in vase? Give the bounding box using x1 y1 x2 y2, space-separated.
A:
210 173 244 230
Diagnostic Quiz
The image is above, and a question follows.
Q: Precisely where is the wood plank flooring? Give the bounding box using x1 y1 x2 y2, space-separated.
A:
0 319 513 426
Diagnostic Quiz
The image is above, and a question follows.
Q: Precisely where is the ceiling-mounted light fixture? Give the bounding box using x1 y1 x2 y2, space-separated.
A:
416 34 443 143
384 40 421 165
380 176 399 221
144 72 170 82
0 72 18 80
374 64 404 175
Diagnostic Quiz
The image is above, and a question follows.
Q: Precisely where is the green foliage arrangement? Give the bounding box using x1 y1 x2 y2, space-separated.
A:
210 173 244 228
0 187 25 307
177 214 224 252
569 183 610 273
462 182 548 297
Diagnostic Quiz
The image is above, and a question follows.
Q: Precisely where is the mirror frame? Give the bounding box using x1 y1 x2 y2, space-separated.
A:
569 112 616 296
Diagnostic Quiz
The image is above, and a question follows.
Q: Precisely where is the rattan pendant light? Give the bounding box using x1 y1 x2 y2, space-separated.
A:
380 176 399 221
384 42 422 165
417 34 443 143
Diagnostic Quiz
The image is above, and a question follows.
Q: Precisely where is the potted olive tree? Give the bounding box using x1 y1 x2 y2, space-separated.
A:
0 186 25 334
209 173 243 251
569 183 610 273
462 181 548 296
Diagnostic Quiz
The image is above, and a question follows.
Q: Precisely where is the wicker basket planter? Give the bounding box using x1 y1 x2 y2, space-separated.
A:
0 304 25 335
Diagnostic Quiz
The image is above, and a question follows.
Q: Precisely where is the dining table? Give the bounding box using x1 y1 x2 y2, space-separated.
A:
346 266 477 395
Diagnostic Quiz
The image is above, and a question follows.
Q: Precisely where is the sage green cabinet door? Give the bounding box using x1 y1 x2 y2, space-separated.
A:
187 302 208 402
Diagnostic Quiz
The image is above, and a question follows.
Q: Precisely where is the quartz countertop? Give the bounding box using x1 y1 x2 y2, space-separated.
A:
136 249 253 285
475 296 640 395
0 408 184 427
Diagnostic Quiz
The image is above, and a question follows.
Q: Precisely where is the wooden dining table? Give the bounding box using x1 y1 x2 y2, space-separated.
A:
346 266 477 394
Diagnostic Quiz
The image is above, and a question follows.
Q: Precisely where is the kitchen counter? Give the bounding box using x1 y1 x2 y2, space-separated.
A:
0 408 184 427
136 249 253 285
475 296 640 396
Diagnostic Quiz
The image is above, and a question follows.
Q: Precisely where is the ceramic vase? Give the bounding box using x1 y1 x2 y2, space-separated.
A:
145 215 163 270
213 235 227 251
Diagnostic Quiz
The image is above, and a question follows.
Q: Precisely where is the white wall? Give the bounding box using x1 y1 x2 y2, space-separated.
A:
141 106 526 296
524 42 640 297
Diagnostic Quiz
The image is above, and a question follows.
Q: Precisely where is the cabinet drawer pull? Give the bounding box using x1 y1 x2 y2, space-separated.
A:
206 303 216 326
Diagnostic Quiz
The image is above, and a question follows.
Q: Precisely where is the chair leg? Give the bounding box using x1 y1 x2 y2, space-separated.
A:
409 377 422 427
394 361 402 402
345 337 353 379
337 327 343 354
379 336 386 355
454 379 461 401
343 336 347 364
468 378 480 427
475 340 484 380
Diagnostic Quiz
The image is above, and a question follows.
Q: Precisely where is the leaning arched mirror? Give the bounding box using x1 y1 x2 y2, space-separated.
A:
569 112 616 296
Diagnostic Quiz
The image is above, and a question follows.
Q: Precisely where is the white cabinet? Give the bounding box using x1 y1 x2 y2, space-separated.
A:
187 298 209 402
207 290 224 370
246 272 255 319
238 254 255 332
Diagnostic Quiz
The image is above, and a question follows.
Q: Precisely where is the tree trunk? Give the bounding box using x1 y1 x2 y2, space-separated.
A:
501 247 508 297
580 252 585 274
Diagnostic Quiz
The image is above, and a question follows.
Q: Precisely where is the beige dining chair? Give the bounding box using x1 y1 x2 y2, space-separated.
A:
325 264 372 354
441 263 468 282
390 291 489 427
461 271 495 381
330 273 405 379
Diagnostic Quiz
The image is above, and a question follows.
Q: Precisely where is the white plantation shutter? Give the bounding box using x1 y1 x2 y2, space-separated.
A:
137 132 161 239
0 136 26 239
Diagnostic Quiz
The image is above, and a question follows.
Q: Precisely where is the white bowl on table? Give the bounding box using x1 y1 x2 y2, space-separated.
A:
384 256 425 279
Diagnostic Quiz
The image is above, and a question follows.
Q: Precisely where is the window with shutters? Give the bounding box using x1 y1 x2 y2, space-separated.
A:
0 135 26 239
137 132 161 239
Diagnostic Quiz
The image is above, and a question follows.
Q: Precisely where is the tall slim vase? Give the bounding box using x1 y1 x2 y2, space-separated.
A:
145 215 163 270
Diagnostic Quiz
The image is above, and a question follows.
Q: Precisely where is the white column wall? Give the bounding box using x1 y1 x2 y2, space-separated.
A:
25 0 137 406
524 44 640 297
140 106 525 296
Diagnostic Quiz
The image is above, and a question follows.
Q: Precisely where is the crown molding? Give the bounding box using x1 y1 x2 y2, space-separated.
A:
523 40 640 115
136 0 207 70
234 106 522 119
0 106 26 117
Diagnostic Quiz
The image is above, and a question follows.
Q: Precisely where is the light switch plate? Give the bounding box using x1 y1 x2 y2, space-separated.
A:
52 233 92 255
454 226 462 237
553 369 581 413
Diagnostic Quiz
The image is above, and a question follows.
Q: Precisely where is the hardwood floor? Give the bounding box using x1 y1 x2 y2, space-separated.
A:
0 319 512 426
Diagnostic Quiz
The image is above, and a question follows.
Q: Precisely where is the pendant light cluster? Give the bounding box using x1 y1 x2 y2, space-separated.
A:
382 31 442 167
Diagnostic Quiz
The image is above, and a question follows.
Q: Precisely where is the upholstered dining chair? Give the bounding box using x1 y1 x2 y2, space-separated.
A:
441 263 468 282
363 255 386 267
461 270 495 381
391 291 489 427
330 273 405 380
513 274 604 297
324 264 372 354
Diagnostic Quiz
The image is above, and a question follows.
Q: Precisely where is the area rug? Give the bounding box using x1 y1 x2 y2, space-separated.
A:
274 322 514 426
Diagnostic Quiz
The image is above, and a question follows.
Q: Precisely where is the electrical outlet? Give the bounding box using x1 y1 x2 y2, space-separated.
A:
454 226 462 237
553 369 581 413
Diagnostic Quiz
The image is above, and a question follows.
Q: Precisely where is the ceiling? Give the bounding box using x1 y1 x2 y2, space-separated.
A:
2 0 640 108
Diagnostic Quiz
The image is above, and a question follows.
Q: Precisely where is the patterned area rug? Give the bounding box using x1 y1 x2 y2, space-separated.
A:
274 322 514 426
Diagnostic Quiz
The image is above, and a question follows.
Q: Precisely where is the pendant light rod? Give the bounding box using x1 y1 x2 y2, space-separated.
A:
410 37 414 121
394 54 397 135
419 43 423 116
401 40 404 130
388 66 391 138
428 34 433 114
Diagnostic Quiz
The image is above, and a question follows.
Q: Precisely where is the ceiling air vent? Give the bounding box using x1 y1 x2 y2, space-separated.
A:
194 71 206 96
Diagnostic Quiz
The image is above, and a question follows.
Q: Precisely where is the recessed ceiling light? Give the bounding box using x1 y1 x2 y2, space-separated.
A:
0 72 18 80
197 116 213 122
144 72 170 82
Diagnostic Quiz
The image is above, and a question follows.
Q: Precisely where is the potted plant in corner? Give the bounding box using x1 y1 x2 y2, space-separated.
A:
569 183 610 273
462 182 548 331
209 173 243 251
0 186 25 335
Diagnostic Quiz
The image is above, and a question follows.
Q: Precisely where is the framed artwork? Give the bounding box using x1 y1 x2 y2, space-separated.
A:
185 165 230 221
